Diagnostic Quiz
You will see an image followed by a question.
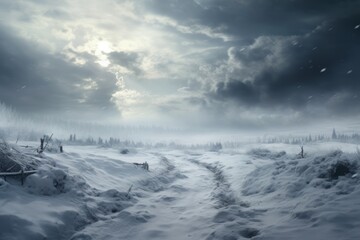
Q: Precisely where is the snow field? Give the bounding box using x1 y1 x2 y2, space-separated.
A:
0 142 360 239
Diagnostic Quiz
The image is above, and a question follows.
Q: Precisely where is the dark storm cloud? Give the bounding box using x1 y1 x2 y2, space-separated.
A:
140 0 360 40
1 0 359 127
137 0 360 117
202 0 359 39
214 13 360 116
135 0 360 120
214 80 259 106
0 25 117 115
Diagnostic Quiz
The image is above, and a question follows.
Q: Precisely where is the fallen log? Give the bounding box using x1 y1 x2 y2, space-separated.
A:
0 170 37 185
133 162 149 171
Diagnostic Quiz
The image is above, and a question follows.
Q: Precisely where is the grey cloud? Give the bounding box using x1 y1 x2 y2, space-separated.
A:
0 25 118 116
229 46 272 65
44 9 71 19
138 0 360 41
212 13 360 116
108 51 143 75
108 0 360 124
1 0 360 128
134 0 360 121
213 81 259 106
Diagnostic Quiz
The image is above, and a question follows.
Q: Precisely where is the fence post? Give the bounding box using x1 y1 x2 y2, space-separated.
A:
143 162 149 171
40 138 45 152
21 169 24 185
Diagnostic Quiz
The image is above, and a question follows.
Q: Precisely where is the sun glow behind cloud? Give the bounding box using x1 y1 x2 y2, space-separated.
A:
96 40 112 67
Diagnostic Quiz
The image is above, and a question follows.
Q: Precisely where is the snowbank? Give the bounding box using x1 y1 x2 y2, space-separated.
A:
241 148 360 240
1 142 360 240
0 143 157 240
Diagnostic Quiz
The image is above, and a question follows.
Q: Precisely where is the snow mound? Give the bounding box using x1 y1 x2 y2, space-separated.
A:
248 148 287 160
0 142 41 172
25 166 67 195
243 150 359 197
241 148 360 239
0 144 151 240
24 164 92 196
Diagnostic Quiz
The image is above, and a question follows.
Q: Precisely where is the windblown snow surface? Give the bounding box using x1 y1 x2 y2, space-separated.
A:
1 141 360 240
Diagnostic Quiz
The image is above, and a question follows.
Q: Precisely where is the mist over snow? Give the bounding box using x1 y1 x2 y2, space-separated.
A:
1 0 360 240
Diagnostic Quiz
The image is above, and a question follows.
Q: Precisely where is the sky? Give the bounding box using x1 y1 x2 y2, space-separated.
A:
0 0 360 131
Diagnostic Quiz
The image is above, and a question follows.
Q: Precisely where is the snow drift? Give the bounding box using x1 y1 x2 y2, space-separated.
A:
1 142 360 240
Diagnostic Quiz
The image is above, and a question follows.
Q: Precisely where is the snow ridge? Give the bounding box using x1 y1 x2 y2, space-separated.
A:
188 158 237 208
187 156 262 239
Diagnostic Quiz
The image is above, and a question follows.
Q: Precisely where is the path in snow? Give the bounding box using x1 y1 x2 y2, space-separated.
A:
72 151 264 240
186 155 263 239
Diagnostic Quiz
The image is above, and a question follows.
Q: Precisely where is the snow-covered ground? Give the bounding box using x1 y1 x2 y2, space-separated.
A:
1 141 360 240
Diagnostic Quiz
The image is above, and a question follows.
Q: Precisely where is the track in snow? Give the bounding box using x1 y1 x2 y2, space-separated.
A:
72 152 264 240
186 156 263 239
187 158 240 208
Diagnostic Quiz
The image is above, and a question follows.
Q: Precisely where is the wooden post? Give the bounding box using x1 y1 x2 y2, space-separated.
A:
143 162 149 171
21 169 24 185
40 137 45 151
60 145 63 153
126 185 133 198
42 133 53 152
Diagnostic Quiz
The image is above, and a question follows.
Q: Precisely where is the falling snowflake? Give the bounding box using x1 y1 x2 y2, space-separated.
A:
320 68 326 73
347 70 353 74
355 25 360 29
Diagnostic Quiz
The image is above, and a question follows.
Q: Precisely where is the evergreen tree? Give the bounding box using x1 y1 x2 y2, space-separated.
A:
332 128 337 139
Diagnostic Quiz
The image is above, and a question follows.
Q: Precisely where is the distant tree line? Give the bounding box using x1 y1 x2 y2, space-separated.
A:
257 128 360 144
65 134 227 150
